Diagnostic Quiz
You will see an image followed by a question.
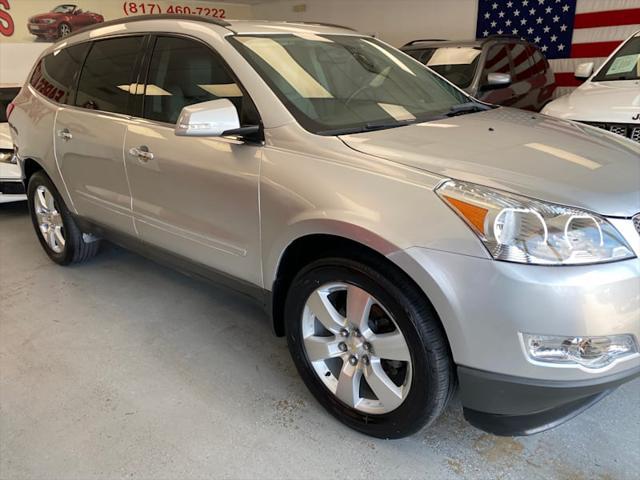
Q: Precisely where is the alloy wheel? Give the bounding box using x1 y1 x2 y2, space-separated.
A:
33 185 66 254
301 282 412 414
60 24 71 37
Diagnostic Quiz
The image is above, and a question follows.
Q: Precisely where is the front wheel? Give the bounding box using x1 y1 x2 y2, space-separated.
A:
27 171 100 265
284 255 454 438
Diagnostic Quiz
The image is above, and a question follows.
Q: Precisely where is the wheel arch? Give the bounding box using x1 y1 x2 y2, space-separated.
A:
22 157 44 187
268 231 450 351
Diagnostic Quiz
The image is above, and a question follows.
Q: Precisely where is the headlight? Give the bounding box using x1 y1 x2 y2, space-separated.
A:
42 19 56 24
0 150 15 164
436 180 635 265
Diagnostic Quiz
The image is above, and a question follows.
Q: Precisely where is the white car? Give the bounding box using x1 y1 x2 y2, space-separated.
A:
0 86 26 203
542 30 640 143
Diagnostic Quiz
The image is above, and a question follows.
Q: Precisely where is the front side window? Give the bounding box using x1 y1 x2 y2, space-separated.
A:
421 46 482 88
75 36 143 114
29 43 89 105
528 47 548 76
593 36 640 82
484 44 511 77
508 43 535 82
144 36 255 125
230 34 468 135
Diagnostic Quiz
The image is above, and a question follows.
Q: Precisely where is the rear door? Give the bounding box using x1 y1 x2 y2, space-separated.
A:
123 35 263 285
528 46 556 110
55 35 146 235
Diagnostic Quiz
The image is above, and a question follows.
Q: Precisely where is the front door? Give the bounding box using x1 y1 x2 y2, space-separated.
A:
55 35 145 235
478 43 518 107
124 35 263 285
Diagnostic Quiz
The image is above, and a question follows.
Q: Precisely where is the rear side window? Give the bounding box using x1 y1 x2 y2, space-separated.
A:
529 47 548 75
29 43 89 105
75 36 144 114
143 36 256 125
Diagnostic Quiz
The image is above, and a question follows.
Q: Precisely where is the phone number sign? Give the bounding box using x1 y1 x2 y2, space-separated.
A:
0 0 14 37
123 2 226 18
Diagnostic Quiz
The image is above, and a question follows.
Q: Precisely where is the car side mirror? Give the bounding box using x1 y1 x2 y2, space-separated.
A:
481 72 512 91
574 62 594 79
175 99 241 137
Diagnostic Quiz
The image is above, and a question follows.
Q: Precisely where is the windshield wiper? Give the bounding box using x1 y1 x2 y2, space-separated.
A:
322 120 414 136
445 102 493 117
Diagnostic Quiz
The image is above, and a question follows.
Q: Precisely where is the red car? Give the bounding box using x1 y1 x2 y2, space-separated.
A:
28 4 104 41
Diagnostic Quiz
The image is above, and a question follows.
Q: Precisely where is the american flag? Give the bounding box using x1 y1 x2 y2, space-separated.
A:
476 0 640 97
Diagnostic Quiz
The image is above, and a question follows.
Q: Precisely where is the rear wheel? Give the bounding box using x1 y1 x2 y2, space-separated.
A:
284 255 453 438
58 22 71 38
27 171 100 265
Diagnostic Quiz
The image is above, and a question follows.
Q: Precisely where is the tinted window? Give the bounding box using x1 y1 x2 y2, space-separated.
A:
405 49 427 61
528 46 548 76
508 43 534 82
484 44 511 76
144 36 256 125
76 36 143 114
29 43 89 105
422 47 482 88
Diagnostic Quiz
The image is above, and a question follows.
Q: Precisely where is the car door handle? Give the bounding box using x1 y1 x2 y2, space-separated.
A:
129 146 154 163
57 129 73 141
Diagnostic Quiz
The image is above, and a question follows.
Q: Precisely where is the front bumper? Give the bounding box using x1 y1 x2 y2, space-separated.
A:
389 246 640 433
458 365 640 436
28 23 58 36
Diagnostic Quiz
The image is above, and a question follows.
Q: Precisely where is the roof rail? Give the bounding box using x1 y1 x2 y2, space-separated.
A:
482 34 524 42
403 39 447 47
289 21 357 32
74 14 231 37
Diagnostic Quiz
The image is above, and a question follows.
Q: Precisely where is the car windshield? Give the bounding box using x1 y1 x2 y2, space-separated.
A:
592 36 640 81
0 87 20 123
230 34 470 135
413 47 482 89
53 5 75 14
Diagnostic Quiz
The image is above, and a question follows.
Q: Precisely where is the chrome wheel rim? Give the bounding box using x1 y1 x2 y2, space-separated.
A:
302 282 412 414
60 24 71 36
33 185 66 254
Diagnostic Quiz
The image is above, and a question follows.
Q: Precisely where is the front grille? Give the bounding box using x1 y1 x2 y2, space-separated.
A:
581 122 640 143
634 214 640 237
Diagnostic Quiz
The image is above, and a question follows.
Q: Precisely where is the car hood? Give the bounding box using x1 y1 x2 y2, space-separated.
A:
30 13 59 21
340 108 640 217
542 80 640 123
0 122 12 150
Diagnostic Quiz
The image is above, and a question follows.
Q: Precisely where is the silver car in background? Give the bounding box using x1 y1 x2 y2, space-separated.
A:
0 86 26 203
8 15 640 438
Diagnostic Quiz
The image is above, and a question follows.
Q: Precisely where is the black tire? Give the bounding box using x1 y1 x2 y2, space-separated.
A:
284 253 454 439
27 171 100 265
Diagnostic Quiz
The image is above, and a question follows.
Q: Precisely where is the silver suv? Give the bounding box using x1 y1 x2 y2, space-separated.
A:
8 15 640 439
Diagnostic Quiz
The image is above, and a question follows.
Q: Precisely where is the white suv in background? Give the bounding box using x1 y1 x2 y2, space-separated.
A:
542 31 640 143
